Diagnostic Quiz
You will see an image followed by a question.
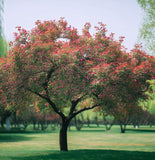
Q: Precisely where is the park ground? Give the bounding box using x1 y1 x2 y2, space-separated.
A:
0 125 155 160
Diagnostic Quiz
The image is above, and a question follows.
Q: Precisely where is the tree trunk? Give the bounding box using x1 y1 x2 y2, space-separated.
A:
103 117 114 131
23 122 28 130
33 122 36 130
1 120 4 128
59 120 70 151
105 124 113 131
74 117 83 131
41 122 44 131
6 117 10 130
87 115 90 127
120 124 126 133
13 112 17 128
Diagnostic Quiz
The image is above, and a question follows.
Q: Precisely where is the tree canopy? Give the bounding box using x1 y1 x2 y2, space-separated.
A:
137 0 155 54
0 0 7 57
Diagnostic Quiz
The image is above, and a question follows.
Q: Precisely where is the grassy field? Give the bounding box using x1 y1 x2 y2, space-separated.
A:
0 125 155 160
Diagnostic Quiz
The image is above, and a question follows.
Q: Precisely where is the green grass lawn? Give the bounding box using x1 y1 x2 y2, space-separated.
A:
0 125 155 160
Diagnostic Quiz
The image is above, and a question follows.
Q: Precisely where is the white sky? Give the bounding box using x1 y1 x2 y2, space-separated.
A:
3 0 143 51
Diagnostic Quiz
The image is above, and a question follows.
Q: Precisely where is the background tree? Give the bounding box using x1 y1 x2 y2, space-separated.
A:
139 80 155 127
137 0 155 55
0 0 7 57
91 43 155 133
0 0 9 129
0 54 14 128
145 80 155 114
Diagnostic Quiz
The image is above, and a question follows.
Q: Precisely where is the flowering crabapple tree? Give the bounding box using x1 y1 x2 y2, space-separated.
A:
0 53 40 130
0 55 14 128
7 18 155 151
8 18 103 151
92 44 155 133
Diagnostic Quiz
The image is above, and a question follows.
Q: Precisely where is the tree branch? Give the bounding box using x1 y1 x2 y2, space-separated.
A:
141 82 150 92
69 103 101 120
69 95 85 116
42 66 58 98
26 87 66 119
26 87 46 100
43 67 56 88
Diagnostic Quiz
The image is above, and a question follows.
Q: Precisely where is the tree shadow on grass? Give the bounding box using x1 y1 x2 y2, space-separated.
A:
9 149 155 160
0 134 34 142
0 127 58 134
127 128 155 133
70 130 105 133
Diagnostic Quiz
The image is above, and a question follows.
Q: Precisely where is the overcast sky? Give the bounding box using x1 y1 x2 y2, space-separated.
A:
3 0 143 51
